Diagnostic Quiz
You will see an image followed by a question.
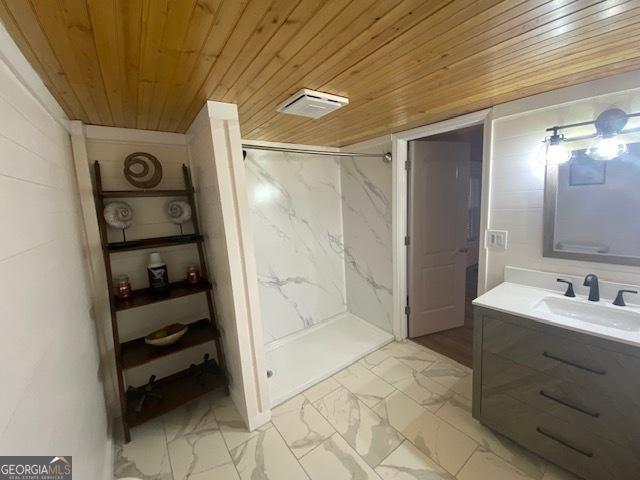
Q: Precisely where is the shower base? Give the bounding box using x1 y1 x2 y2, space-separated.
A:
265 312 393 406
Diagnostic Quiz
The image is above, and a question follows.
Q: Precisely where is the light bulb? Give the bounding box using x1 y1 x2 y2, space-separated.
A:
586 135 627 161
546 141 571 165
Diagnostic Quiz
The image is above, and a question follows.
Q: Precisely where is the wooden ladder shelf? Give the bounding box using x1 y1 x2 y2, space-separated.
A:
93 161 229 443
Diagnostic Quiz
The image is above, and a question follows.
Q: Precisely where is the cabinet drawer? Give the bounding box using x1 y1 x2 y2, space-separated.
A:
481 315 640 399
481 390 640 480
482 351 640 450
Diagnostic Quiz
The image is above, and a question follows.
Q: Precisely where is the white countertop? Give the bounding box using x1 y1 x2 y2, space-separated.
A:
473 281 640 348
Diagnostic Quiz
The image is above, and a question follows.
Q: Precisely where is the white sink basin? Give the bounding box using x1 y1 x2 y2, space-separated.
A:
473 268 640 348
534 296 640 332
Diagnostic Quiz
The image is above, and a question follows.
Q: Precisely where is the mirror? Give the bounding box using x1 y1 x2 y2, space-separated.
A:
544 141 640 266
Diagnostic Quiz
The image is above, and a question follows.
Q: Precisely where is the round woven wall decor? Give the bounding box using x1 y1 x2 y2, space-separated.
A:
123 152 163 188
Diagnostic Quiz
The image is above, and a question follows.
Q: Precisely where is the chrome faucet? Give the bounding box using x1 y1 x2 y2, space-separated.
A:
583 274 600 302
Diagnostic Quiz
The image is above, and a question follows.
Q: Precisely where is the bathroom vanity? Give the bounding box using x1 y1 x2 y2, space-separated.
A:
473 268 640 480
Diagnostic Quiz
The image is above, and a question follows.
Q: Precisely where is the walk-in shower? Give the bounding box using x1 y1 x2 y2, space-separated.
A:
243 143 394 405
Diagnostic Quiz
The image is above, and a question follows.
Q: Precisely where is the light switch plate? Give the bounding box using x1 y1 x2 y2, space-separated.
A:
486 230 508 250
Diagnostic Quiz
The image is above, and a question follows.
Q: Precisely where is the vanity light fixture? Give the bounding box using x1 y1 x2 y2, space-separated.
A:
586 108 628 160
544 127 572 165
544 108 640 163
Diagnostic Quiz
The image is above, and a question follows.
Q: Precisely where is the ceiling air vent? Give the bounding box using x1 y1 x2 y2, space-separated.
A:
276 89 348 119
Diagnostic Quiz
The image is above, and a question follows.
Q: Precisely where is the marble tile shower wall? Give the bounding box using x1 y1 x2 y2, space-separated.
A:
245 150 347 343
245 148 394 343
340 155 393 333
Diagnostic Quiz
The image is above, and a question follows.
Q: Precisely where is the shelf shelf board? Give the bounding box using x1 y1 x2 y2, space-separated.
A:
126 364 226 428
100 189 193 198
115 279 211 311
120 319 217 370
107 234 202 252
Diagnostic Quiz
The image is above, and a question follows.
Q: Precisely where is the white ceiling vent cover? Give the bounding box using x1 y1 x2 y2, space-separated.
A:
277 89 348 119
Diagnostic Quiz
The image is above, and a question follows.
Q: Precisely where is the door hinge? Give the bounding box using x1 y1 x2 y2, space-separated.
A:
405 305 410 316
404 235 410 246
405 159 411 170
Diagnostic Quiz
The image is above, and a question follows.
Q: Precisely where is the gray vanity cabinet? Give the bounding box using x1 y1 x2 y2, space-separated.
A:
473 306 640 480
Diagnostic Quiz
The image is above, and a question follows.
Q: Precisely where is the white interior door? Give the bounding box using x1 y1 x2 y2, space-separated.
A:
408 140 470 338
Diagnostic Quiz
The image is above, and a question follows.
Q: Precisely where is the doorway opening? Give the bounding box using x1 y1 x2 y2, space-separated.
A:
406 125 484 368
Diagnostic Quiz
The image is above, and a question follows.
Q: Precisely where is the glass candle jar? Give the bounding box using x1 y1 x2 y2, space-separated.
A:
186 265 201 284
115 275 132 299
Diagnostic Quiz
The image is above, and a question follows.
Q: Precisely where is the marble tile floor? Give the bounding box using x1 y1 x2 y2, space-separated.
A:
114 340 580 480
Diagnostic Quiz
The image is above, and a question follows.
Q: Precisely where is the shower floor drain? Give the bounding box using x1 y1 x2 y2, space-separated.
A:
266 369 275 378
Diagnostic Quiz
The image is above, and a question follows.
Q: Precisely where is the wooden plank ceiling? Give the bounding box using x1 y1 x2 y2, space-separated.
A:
1 0 640 147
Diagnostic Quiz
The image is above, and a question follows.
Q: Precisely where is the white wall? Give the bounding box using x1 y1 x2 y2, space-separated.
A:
244 147 347 342
187 101 270 430
486 71 640 291
340 138 394 333
0 24 111 480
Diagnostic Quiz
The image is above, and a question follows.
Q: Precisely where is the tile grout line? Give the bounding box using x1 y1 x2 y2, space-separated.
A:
295 432 335 480
332 363 393 407
357 345 462 416
160 416 177 480
408 344 543 478
300 430 385 480
278 364 400 476
362 367 463 479
370 359 457 417
410 350 539 472
295 428 330 462
431 393 550 479
397 380 480 451
453 444 479 478
269 398 334 466
211 398 274 466
417 358 473 403
223 423 245 480
163 395 230 480
219 412 245 480
364 345 484 476
308 382 401 473
371 436 406 470
120 342 567 480
301 378 342 405
262 418 311 479
123 343 476 480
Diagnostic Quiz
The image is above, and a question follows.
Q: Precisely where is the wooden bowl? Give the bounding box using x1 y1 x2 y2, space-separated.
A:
145 323 188 347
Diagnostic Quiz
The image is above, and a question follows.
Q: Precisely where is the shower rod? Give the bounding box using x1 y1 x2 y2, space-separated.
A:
242 143 392 162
